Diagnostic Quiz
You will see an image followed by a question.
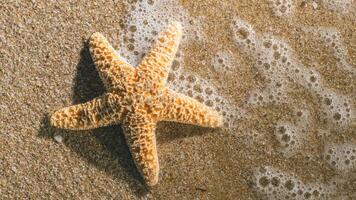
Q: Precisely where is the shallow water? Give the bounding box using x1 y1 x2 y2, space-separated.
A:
117 0 355 198
1 0 355 199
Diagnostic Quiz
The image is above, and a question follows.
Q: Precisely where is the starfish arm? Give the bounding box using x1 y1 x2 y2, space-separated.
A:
122 113 159 186
50 93 125 130
89 33 135 91
160 90 223 128
137 21 182 86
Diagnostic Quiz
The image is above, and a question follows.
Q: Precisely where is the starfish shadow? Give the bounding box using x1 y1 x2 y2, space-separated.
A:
38 42 149 196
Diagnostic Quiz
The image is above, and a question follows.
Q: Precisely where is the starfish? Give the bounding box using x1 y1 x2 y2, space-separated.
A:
50 21 223 186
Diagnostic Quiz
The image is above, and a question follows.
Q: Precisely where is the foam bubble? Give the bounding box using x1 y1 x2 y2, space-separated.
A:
303 27 356 76
117 0 205 66
167 63 246 129
211 50 235 73
320 0 353 14
323 143 356 173
267 0 295 17
252 166 334 199
247 84 289 105
231 18 354 129
274 109 310 157
318 90 353 127
274 122 301 155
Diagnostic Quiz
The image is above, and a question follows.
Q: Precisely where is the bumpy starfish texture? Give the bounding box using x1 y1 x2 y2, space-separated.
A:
50 21 223 186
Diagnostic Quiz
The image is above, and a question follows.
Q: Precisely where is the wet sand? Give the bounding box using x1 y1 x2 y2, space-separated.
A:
1 0 355 199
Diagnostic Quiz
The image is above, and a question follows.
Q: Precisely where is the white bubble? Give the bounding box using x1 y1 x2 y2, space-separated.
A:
252 166 334 200
267 0 295 17
211 50 235 73
323 143 356 173
231 18 354 130
231 19 257 54
274 109 310 157
303 27 356 76
318 91 353 127
117 0 205 66
167 67 246 129
320 0 353 14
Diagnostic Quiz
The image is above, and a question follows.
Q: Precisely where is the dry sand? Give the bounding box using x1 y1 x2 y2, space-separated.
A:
1 0 355 199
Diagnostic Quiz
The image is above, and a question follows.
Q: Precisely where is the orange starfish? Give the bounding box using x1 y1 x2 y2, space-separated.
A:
50 21 223 186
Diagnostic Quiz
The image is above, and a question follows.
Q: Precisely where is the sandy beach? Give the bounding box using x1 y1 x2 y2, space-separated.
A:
1 0 355 199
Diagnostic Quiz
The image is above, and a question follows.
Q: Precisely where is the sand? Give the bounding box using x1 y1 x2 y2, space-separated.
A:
1 0 355 199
